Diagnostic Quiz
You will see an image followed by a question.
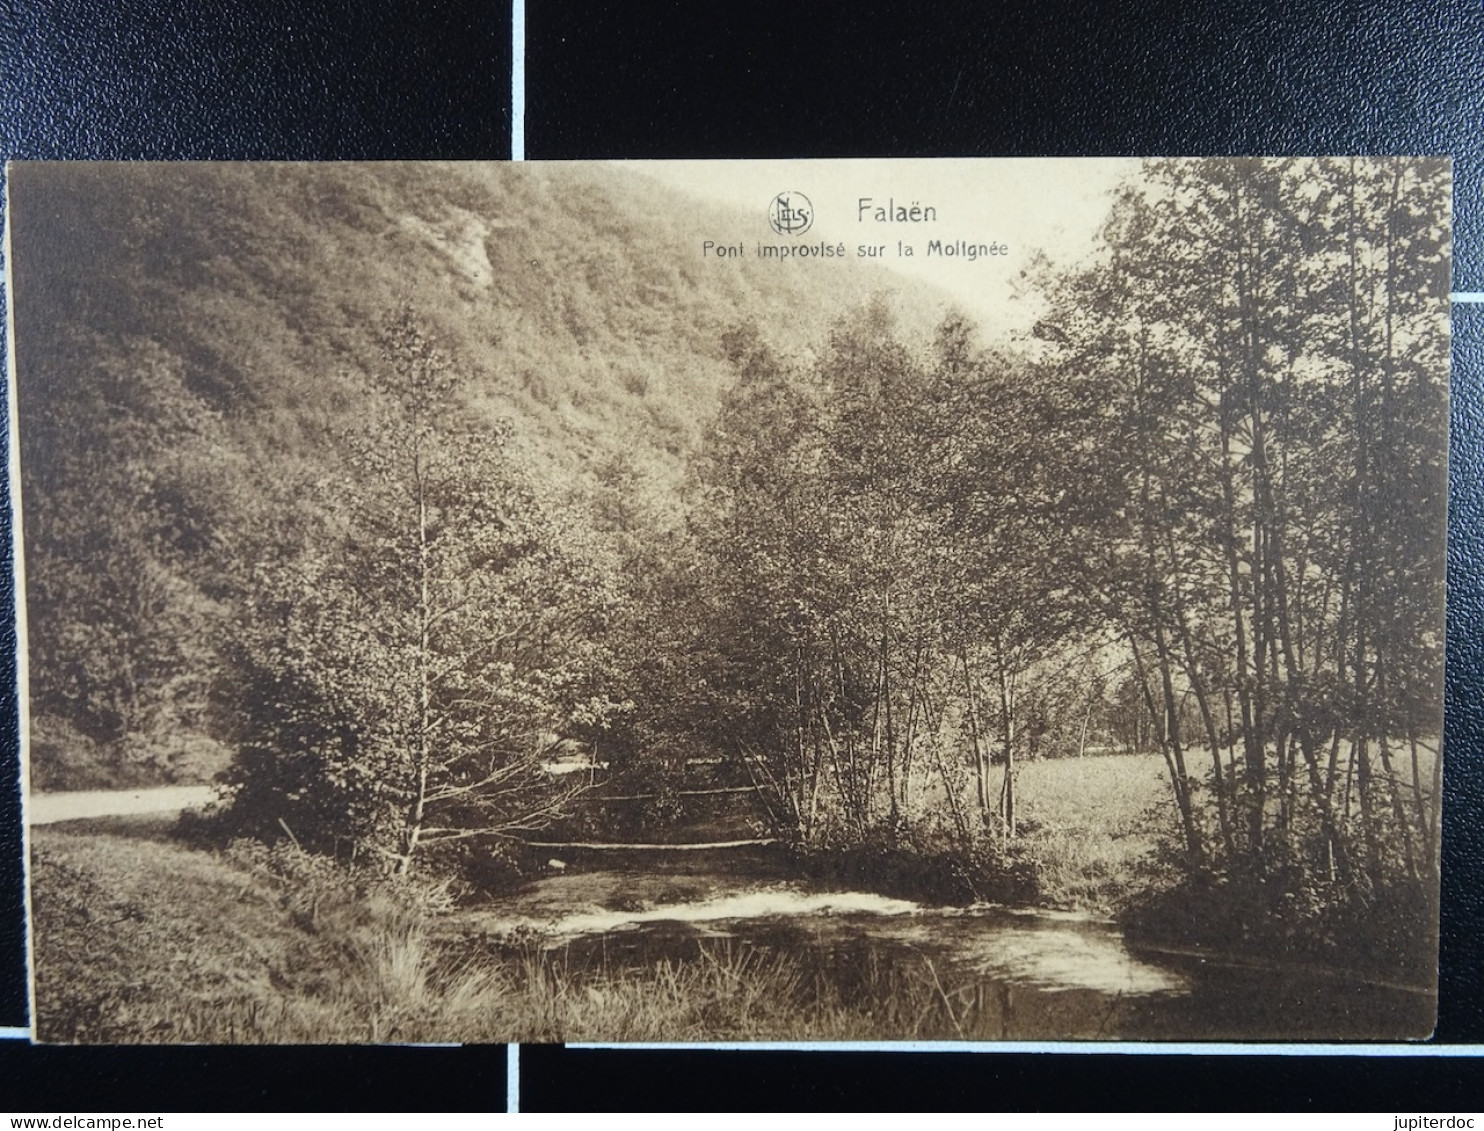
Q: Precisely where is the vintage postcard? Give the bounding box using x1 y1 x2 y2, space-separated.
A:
8 158 1448 1042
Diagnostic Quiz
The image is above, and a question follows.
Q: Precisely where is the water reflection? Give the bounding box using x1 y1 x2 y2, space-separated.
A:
530 886 920 938
955 923 1183 996
476 877 1434 1041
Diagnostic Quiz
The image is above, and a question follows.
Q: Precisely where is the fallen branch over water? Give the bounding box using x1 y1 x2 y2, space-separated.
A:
519 837 779 851
574 786 760 803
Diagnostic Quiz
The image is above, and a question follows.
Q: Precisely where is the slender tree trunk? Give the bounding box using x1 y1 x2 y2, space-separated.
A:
1347 157 1384 893
790 661 809 838
881 596 901 834
1375 729 1418 881
1131 634 1202 863
403 455 433 876
900 642 927 818
922 682 972 844
1427 735 1442 879
995 643 1017 841
960 649 992 832
1151 621 1200 863
1170 596 1236 858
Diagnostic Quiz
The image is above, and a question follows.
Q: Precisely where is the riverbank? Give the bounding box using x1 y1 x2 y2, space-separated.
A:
31 821 1432 1043
27 753 1435 1043
26 824 994 1043
768 752 1169 916
27 754 1173 1043
522 753 1172 916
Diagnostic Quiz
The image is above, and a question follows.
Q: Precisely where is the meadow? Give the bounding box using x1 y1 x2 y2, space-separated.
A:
1012 753 1171 911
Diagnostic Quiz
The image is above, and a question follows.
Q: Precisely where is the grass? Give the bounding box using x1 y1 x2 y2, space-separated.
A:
1010 753 1170 913
31 825 341 1042
30 750 1427 1042
29 825 971 1043
29 755 1174 1042
787 753 1173 912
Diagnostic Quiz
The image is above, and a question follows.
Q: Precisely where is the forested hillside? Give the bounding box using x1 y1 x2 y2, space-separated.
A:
9 162 948 790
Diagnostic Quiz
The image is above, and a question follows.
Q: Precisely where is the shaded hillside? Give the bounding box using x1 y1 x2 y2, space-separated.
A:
13 162 952 491
8 161 958 787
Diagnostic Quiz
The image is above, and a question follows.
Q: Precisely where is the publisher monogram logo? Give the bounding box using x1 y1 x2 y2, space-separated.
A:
768 192 814 236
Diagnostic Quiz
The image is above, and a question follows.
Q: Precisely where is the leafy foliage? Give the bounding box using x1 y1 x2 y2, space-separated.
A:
218 313 618 871
1034 157 1449 943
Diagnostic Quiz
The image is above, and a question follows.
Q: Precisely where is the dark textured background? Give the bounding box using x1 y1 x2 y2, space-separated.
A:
1 0 1481 1110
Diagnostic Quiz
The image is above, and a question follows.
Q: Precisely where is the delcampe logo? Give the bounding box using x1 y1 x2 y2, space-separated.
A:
768 191 814 236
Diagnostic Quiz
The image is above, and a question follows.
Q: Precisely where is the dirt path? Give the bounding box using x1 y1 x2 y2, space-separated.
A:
27 785 217 825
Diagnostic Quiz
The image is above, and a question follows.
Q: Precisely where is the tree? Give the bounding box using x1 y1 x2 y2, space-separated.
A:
222 312 616 873
687 322 842 842
19 334 244 785
934 336 1100 839
1033 157 1448 938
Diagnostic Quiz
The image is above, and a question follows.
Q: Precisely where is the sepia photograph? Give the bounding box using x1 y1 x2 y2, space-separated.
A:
9 157 1449 1043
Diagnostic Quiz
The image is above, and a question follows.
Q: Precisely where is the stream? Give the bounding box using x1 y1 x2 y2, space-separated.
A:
468 867 1436 1041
